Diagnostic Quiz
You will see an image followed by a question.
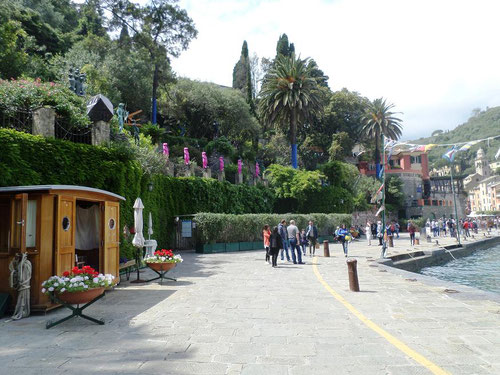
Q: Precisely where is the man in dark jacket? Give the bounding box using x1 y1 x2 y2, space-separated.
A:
277 219 291 262
306 220 318 256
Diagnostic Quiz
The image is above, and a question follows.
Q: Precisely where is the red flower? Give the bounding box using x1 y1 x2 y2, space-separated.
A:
63 271 70 277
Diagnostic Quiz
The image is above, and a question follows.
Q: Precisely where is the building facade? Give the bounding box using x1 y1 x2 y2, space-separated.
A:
465 149 500 213
359 150 466 219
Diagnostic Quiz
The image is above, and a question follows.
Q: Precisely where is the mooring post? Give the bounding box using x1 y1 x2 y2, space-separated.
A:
347 259 360 292
323 240 330 257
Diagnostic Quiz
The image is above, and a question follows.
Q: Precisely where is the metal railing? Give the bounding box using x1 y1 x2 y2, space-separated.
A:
54 117 92 145
0 107 33 134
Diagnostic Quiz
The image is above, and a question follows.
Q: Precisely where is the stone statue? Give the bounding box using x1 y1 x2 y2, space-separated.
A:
116 103 128 133
132 119 140 145
68 68 75 92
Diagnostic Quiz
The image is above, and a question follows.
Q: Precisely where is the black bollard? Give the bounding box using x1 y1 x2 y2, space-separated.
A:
323 240 330 257
347 259 360 292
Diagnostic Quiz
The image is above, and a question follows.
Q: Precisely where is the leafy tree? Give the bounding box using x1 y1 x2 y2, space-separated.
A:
431 129 443 137
361 98 402 174
276 34 294 57
160 78 260 143
265 164 324 201
103 0 197 124
385 175 405 212
258 54 324 168
328 131 354 161
0 20 28 79
232 41 253 101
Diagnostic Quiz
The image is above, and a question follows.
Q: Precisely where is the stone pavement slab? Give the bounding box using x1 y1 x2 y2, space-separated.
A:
0 232 499 374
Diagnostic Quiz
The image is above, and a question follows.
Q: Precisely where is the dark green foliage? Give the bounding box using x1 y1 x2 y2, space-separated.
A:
205 137 236 157
385 175 405 213
194 212 351 243
276 34 294 57
0 129 275 257
0 78 90 126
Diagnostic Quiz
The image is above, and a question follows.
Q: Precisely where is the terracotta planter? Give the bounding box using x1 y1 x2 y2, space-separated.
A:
146 262 177 272
57 287 105 305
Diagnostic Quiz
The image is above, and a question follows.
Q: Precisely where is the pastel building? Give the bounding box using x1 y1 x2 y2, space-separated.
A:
359 149 466 219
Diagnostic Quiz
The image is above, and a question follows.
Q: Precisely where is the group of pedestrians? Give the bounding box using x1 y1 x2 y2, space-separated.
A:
262 220 319 267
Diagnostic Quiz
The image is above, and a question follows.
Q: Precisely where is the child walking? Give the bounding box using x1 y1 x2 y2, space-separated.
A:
263 224 271 263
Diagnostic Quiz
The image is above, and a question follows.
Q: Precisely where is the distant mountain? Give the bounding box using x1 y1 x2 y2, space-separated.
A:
412 106 500 174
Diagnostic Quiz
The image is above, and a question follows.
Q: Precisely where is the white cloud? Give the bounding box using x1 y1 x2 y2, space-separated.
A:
172 0 500 139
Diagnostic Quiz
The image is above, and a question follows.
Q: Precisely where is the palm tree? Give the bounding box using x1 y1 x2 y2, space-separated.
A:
361 98 403 173
258 54 324 168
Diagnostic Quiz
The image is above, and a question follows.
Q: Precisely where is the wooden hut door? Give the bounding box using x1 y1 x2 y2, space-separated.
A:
55 195 76 275
102 201 119 277
10 194 28 254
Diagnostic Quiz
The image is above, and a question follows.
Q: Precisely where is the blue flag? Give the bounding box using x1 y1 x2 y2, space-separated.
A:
442 146 458 162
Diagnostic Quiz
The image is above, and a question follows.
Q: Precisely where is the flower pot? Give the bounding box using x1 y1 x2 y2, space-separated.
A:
146 262 177 272
57 287 105 305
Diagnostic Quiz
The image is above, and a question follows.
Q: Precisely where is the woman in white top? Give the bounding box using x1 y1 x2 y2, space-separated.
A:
365 221 372 246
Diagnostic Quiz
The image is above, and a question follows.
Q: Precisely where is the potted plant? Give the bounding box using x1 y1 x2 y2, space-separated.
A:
144 249 183 273
41 266 115 305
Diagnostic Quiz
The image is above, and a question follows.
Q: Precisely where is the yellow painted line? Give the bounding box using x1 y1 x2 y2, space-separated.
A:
312 257 450 375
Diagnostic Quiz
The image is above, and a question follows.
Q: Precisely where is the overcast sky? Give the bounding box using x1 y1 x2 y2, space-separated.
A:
170 0 500 140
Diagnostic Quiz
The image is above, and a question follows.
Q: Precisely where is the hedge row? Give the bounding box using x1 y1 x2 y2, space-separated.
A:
0 129 274 258
193 213 352 243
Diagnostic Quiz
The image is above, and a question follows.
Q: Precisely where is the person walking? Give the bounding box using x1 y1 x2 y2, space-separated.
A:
263 224 271 264
376 221 383 246
278 219 291 262
269 226 282 268
338 224 350 257
306 220 318 256
365 221 372 246
300 229 308 256
287 220 304 264
407 220 416 246
395 222 400 238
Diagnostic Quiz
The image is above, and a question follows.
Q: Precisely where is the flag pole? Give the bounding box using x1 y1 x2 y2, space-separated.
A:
450 162 461 246
381 134 387 258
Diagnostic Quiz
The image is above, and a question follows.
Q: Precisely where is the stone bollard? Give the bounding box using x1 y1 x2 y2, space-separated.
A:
236 173 243 184
323 240 330 257
388 235 394 247
347 259 360 292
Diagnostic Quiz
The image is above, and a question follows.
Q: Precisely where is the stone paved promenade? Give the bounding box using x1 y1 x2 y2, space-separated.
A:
1 232 499 374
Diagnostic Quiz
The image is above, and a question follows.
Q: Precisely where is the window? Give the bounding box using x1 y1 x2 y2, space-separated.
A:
410 155 422 164
26 200 37 248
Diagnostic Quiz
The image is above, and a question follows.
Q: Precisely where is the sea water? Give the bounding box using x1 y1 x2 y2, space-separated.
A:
420 244 500 294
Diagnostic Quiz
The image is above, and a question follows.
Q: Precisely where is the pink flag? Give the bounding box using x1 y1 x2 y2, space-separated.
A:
202 152 208 169
238 159 242 174
219 156 224 171
184 147 190 165
162 143 169 156
255 162 260 177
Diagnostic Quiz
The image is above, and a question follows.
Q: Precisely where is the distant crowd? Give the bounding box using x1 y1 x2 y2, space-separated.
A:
262 219 353 267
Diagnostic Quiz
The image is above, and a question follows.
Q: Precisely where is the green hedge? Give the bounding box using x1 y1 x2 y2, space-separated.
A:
194 213 352 243
0 129 275 258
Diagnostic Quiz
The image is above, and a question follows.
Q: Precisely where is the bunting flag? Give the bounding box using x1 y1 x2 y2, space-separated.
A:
496 146 500 160
375 205 385 216
409 145 426 152
442 146 458 162
384 139 398 150
424 144 437 152
377 164 384 180
458 140 480 151
370 183 384 204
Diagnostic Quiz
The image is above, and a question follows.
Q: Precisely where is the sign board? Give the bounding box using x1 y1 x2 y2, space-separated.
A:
181 220 192 238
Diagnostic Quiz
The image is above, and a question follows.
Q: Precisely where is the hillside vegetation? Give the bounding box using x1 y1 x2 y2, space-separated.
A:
414 107 500 173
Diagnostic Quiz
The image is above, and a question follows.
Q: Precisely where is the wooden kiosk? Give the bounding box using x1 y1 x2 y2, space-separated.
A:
0 185 125 311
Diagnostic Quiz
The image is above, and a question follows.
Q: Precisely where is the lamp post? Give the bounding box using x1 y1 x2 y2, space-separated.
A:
381 134 387 258
450 163 461 245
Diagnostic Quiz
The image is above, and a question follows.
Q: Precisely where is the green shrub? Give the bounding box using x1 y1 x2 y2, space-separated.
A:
206 136 236 157
194 213 351 243
0 78 90 126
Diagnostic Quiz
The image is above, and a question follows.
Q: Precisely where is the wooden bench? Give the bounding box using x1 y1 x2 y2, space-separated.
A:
119 259 136 281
